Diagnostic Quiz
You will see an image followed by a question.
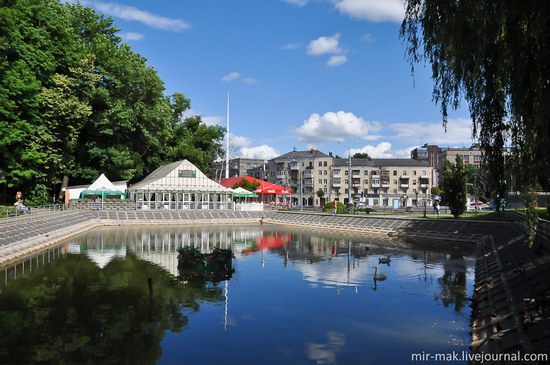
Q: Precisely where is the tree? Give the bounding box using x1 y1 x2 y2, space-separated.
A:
232 178 259 192
441 156 468 218
352 152 371 160
401 1 550 241
431 186 441 196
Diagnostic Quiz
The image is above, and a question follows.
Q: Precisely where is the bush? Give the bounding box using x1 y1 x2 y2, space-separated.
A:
323 201 346 214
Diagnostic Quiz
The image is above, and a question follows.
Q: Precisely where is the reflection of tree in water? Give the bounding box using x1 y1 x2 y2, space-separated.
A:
436 255 468 312
0 254 225 364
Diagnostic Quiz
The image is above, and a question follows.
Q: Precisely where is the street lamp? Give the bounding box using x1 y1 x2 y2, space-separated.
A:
337 141 352 206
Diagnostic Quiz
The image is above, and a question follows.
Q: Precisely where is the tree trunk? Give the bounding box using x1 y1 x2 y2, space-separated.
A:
58 175 69 203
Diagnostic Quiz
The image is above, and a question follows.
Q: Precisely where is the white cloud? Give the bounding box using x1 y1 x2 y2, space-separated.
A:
390 118 476 146
360 33 375 42
327 54 348 67
222 72 241 82
202 115 225 126
281 0 309 6
94 2 191 31
281 42 302 50
242 78 258 85
393 145 419 158
307 33 343 56
296 111 381 142
120 32 144 41
238 145 280 160
307 33 348 67
331 0 405 22
229 134 251 148
350 142 393 158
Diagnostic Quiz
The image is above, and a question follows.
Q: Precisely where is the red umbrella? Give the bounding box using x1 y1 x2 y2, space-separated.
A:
470 201 484 205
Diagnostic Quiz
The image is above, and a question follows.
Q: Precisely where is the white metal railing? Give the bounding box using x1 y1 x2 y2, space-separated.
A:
235 202 264 211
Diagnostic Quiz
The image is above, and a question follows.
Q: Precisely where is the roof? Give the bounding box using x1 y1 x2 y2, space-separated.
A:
220 176 292 195
88 173 118 191
331 158 431 167
128 160 232 192
272 149 329 161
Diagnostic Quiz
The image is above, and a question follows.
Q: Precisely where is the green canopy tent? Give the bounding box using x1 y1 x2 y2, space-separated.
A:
80 173 126 200
232 187 259 198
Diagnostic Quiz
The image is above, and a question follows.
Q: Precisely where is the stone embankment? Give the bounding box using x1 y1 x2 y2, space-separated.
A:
1 209 549 363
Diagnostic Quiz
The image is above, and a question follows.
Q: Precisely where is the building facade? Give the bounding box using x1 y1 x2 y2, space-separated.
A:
265 149 332 207
331 158 433 208
259 150 433 208
214 158 265 179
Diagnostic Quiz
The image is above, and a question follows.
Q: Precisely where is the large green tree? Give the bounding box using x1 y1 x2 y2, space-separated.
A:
0 0 225 203
441 156 468 218
401 1 550 237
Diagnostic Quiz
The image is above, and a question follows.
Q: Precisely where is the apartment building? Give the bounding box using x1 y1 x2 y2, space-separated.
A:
214 158 265 179
265 149 332 207
411 143 483 186
331 158 433 208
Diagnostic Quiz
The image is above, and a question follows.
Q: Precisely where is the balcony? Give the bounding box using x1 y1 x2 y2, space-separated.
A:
304 171 314 178
333 174 341 178
420 174 429 180
371 181 381 188
400 183 409 188
371 174 380 179
352 183 361 188
290 164 299 170
333 182 341 187
381 181 390 188
352 173 361 178
420 183 429 189
276 171 287 179
400 175 410 180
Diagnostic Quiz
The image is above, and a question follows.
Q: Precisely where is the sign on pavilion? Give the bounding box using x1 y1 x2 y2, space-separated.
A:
127 160 234 210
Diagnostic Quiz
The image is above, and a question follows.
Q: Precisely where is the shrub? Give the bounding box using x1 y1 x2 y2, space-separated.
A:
323 201 345 214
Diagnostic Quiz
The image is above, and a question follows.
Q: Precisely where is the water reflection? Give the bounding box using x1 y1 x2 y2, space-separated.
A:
0 225 476 365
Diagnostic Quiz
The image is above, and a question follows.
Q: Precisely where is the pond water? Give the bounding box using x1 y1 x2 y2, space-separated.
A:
0 225 475 365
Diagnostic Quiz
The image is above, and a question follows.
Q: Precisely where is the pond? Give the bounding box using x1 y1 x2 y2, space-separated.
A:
0 225 475 365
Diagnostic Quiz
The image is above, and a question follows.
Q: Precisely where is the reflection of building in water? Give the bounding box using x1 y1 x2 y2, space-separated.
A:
0 246 63 287
66 226 264 277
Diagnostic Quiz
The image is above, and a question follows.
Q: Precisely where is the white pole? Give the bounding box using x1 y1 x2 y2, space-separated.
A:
225 92 230 179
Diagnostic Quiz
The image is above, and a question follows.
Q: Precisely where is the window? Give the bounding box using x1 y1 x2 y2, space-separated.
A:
324 161 327 167
364 180 369 185
393 179 398 184
402 170 408 176
422 170 426 176
364 170 368 175
463 155 470 162
413 179 417 185
413 170 417 176
373 199 379 206
324 170 328 175
324 179 328 184
393 170 397 176
393 189 397 194
319 179 323 184
319 161 322 167
345 170 349 175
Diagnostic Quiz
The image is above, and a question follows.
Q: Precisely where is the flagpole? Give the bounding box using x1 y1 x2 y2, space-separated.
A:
225 92 230 179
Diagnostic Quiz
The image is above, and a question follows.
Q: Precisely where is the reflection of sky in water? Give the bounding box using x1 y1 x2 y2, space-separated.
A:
1 225 475 365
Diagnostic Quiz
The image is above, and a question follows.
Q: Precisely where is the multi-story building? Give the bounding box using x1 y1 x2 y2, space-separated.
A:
214 158 265 179
331 158 433 208
265 149 332 207
412 143 483 186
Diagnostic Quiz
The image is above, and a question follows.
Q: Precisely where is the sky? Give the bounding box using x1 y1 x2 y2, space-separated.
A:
77 0 476 160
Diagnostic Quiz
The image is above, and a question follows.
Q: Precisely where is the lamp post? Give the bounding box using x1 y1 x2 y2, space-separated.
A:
423 188 428 218
337 141 352 206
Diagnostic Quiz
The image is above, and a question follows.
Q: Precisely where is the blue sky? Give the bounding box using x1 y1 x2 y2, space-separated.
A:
81 0 475 159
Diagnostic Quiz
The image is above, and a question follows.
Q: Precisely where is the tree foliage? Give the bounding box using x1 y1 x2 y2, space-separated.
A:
0 0 225 204
352 152 371 160
401 1 550 231
232 178 260 192
441 156 468 218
